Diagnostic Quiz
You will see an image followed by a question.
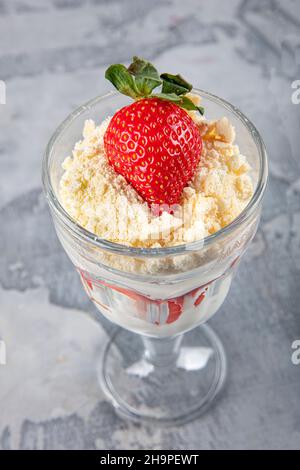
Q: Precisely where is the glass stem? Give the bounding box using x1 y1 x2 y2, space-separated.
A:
143 335 183 367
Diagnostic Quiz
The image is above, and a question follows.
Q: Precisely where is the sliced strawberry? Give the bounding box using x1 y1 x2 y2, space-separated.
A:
194 290 207 307
166 296 184 324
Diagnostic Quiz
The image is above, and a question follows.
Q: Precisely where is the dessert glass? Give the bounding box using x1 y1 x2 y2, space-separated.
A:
42 90 267 425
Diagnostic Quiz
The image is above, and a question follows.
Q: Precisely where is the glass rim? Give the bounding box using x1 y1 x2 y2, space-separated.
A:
42 89 268 258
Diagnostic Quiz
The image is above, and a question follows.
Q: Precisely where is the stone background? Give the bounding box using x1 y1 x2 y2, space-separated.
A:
0 0 300 450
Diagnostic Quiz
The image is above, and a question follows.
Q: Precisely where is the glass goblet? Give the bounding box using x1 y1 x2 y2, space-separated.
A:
42 90 268 425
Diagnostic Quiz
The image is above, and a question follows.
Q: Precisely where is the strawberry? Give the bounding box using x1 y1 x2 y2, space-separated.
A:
166 296 184 324
104 97 202 205
104 57 204 206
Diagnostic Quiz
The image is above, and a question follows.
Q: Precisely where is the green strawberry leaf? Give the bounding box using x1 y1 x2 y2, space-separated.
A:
105 57 205 115
160 73 192 96
179 96 205 115
153 92 182 102
153 93 204 115
128 56 161 96
105 64 141 99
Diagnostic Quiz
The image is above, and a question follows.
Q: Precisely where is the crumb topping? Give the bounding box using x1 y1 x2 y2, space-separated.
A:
59 111 253 248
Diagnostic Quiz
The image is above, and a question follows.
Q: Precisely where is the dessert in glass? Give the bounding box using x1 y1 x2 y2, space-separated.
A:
42 57 268 425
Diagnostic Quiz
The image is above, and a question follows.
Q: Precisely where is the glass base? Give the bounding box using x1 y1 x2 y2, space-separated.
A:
98 325 227 426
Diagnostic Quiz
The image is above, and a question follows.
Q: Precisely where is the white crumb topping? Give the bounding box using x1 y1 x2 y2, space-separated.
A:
59 113 253 249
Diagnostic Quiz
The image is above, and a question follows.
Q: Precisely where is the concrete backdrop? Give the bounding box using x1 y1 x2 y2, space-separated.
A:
0 0 300 450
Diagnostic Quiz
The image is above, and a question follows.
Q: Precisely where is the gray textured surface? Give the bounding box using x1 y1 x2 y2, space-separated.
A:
0 0 300 450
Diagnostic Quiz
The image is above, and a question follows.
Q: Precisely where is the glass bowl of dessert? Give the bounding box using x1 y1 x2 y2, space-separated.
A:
42 58 268 425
